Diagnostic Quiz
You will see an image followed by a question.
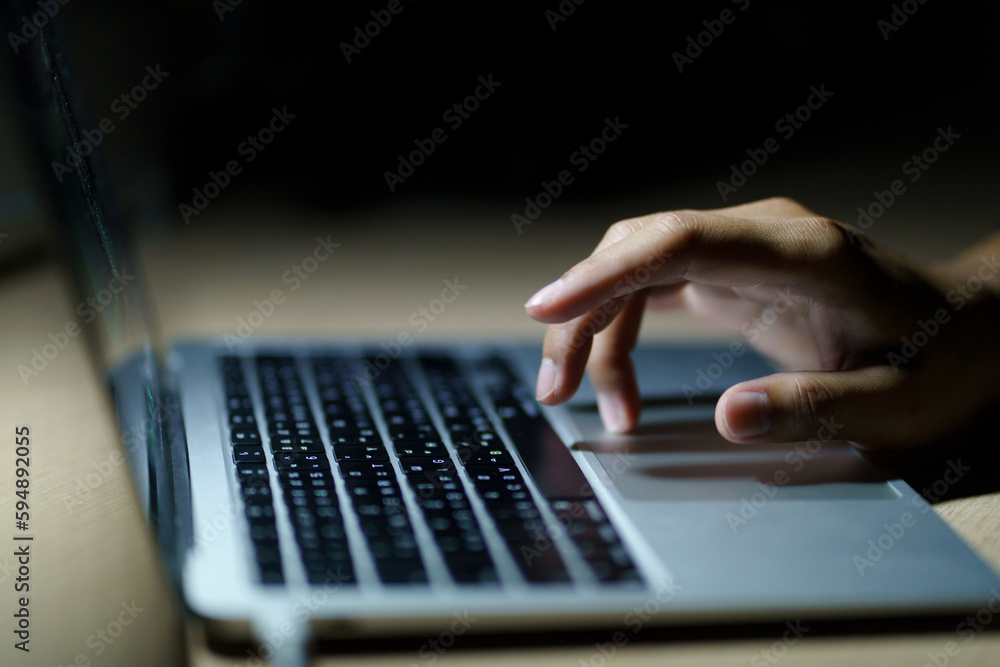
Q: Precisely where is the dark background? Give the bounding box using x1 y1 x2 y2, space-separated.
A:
51 0 1000 224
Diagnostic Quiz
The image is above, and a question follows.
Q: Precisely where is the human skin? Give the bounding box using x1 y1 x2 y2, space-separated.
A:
524 197 1000 450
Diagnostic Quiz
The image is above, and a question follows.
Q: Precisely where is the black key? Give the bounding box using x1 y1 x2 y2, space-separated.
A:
393 440 447 458
227 396 254 412
507 540 571 583
328 432 383 445
443 551 499 584
254 541 282 568
249 522 279 543
367 534 419 560
306 562 356 586
399 457 455 476
479 484 532 504
269 423 318 438
466 468 523 497
231 428 262 446
233 445 266 464
270 437 325 453
588 560 642 583
274 452 331 470
340 461 397 482
483 501 541 523
236 463 269 480
245 503 276 521
348 483 401 503
454 445 512 466
240 479 273 500
333 443 388 461
258 567 284 585
229 411 257 427
374 558 428 584
387 424 438 440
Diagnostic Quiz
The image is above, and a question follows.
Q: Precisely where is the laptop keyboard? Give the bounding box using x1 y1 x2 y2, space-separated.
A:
219 352 641 589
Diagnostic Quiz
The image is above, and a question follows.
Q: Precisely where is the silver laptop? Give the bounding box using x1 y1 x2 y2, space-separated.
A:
6 8 999 666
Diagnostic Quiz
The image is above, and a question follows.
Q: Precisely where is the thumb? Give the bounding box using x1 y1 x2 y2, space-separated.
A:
715 366 916 448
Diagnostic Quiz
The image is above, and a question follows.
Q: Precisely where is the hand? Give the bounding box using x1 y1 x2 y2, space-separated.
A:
524 197 1000 449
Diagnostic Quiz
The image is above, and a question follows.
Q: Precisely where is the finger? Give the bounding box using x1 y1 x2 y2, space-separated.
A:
587 290 648 433
536 295 631 405
714 366 917 448
525 212 854 325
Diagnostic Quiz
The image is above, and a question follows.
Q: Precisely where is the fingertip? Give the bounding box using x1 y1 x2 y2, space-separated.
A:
524 279 564 312
597 392 633 434
535 357 557 402
717 389 772 442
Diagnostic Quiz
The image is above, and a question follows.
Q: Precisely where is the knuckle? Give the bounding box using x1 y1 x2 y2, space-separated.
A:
605 218 645 245
764 195 802 211
650 211 702 248
786 374 834 429
796 216 856 261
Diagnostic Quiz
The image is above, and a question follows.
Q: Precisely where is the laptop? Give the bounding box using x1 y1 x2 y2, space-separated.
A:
5 6 999 665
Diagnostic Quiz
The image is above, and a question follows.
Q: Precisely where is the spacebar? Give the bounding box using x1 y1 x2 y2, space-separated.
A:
503 415 594 499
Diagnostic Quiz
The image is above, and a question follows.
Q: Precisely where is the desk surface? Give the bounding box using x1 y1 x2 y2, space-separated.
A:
3 198 1000 666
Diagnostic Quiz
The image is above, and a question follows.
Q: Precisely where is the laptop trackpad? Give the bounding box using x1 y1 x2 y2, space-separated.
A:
574 406 898 502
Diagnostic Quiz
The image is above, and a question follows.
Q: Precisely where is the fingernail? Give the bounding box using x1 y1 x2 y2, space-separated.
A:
724 391 771 439
525 279 564 309
597 393 630 434
536 358 557 401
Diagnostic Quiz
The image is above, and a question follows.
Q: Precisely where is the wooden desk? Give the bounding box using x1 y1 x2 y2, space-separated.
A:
3 198 1000 666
